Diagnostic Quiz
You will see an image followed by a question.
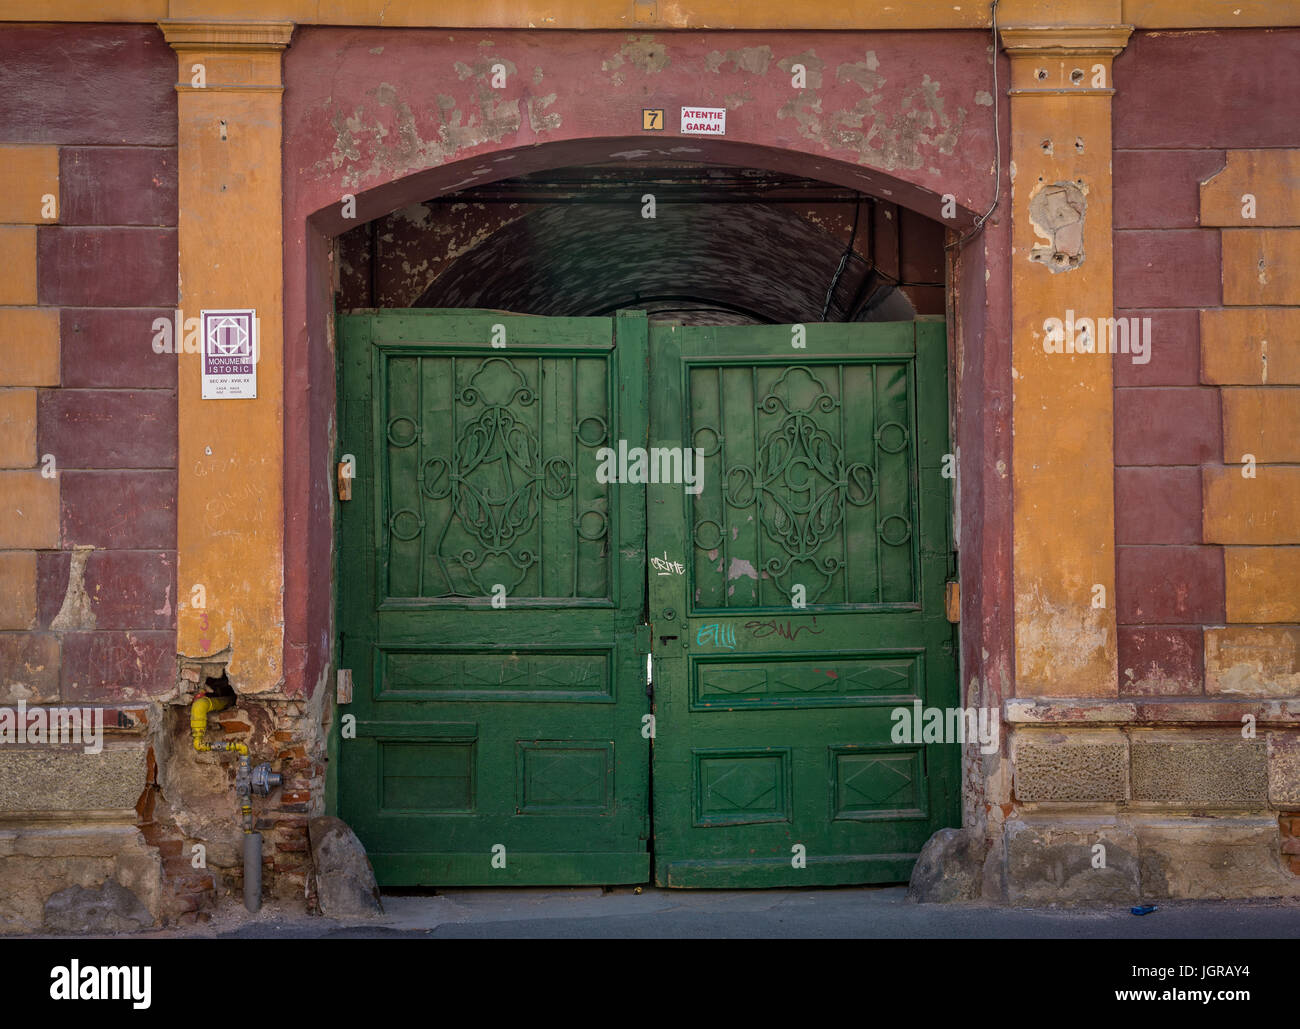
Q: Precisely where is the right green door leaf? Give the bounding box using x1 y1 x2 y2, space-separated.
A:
647 318 960 887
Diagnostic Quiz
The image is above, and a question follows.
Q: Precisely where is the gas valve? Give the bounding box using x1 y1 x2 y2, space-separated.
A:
235 758 283 799
250 762 283 797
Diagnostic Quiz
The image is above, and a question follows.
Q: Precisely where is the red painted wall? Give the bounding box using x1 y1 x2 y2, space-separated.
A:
1111 28 1300 695
0 24 178 701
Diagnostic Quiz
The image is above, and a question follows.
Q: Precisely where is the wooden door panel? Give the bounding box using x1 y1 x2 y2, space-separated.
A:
337 310 650 886
648 319 958 887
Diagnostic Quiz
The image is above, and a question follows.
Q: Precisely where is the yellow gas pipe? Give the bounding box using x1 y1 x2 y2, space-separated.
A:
190 695 248 756
191 695 252 831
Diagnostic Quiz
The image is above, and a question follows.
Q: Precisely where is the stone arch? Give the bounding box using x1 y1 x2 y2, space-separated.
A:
282 34 1011 829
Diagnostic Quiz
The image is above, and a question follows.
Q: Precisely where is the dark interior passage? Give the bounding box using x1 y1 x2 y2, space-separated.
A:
335 163 948 325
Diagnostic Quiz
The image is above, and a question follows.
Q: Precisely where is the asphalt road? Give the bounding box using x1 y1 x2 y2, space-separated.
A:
208 884 1300 939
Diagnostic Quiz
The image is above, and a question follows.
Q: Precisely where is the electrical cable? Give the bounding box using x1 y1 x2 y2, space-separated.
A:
945 0 1002 252
820 195 862 321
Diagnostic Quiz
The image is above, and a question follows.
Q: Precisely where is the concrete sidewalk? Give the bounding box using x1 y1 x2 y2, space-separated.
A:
172 885 1300 938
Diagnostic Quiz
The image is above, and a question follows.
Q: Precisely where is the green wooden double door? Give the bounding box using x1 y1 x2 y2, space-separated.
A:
337 309 957 888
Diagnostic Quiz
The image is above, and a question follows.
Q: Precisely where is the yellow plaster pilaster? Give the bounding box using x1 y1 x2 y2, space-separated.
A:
162 20 293 692
1003 24 1131 697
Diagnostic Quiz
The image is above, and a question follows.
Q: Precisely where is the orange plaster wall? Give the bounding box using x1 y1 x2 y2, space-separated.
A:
1007 38 1124 697
169 34 288 692
2 0 1299 29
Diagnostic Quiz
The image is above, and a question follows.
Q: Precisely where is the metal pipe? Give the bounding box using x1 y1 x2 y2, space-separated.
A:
192 695 271 913
191 694 247 755
244 831 262 913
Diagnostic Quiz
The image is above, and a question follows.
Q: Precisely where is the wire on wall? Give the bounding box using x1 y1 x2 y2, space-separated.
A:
945 0 1002 253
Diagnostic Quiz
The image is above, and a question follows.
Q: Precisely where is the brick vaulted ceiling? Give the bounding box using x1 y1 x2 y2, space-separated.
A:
336 164 947 325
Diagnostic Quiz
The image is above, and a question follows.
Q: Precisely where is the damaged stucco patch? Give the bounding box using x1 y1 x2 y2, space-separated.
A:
727 557 759 581
50 545 95 631
1028 180 1088 272
779 51 967 173
455 56 519 81
778 50 824 89
1205 627 1300 696
527 93 561 133
1015 584 1111 681
705 45 772 76
602 34 670 85
325 60 559 191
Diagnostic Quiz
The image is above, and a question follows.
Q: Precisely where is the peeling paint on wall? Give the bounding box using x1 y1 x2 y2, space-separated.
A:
776 52 967 173
1027 180 1087 272
1015 584 1111 681
602 34 670 85
527 92 561 133
705 45 772 75
777 50 824 88
326 76 531 190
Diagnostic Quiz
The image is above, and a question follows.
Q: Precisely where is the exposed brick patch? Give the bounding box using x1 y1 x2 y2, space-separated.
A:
140 820 217 925
216 719 253 735
1282 815 1300 875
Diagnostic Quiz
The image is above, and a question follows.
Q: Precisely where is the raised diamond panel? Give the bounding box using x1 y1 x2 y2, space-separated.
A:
830 746 926 821
516 741 614 814
693 748 791 826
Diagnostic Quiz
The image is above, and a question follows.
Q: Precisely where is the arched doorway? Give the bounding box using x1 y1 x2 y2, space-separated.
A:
327 157 961 885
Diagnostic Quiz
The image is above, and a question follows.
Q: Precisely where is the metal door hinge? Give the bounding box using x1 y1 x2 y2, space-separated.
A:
945 580 960 623
337 460 352 501
337 668 353 704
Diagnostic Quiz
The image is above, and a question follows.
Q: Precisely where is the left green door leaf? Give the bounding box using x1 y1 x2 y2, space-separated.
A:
337 310 651 885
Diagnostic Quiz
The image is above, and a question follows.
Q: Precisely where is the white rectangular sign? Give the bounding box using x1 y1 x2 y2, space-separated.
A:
680 106 726 136
201 309 258 399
